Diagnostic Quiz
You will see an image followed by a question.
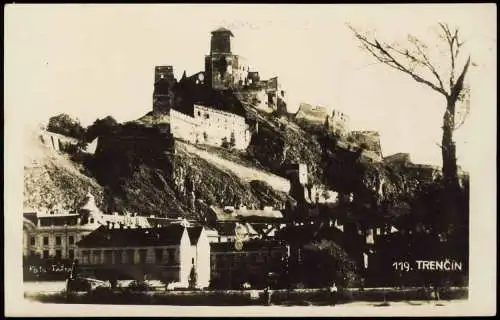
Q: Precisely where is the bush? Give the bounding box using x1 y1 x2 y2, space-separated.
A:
127 280 153 292
47 113 86 140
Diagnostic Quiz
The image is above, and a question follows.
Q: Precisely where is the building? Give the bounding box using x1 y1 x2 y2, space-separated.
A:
208 205 283 223
22 192 171 262
204 27 250 90
209 240 288 289
76 224 211 289
284 163 308 186
23 210 95 261
294 103 349 136
170 104 251 150
153 66 177 114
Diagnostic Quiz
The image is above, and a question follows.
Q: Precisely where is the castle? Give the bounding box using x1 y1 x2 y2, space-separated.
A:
151 27 288 150
170 104 251 150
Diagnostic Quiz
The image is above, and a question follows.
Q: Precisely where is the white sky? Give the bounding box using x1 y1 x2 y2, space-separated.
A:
4 4 497 170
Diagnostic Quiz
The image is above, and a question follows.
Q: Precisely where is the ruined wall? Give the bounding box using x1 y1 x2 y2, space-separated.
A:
294 103 330 130
348 131 383 162
384 153 411 165
327 109 349 136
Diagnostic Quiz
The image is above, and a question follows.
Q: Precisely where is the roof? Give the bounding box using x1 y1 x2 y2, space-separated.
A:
77 224 187 248
211 206 283 222
210 240 286 252
211 27 234 36
187 226 203 244
215 222 259 237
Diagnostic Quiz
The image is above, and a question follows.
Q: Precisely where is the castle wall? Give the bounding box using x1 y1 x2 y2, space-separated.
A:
348 131 383 162
327 110 349 136
170 105 251 150
170 109 201 144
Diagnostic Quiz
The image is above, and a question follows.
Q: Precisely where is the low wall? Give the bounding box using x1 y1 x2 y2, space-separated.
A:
25 287 468 306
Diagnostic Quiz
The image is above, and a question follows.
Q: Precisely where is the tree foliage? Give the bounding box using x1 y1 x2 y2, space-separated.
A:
47 113 86 140
85 116 119 142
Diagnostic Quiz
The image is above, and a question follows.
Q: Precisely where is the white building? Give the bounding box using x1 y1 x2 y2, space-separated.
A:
170 104 251 150
23 192 164 262
76 224 211 289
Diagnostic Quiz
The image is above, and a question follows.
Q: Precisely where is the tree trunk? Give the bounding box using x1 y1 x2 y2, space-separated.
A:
441 98 460 189
441 97 461 233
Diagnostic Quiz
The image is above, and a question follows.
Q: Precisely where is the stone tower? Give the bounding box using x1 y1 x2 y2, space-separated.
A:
153 66 177 114
210 27 233 54
205 27 247 90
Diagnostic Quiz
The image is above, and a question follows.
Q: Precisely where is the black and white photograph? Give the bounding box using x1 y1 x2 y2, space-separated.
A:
4 3 496 317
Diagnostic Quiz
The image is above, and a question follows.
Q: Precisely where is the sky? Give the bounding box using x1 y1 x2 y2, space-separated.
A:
4 4 497 170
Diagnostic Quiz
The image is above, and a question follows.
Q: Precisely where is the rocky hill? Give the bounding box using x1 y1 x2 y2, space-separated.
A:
23 125 104 213
27 86 469 233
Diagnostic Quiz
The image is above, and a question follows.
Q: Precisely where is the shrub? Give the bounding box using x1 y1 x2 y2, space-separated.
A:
47 113 86 140
127 280 152 292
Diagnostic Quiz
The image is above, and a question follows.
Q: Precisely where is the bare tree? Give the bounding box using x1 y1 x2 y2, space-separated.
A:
348 23 471 232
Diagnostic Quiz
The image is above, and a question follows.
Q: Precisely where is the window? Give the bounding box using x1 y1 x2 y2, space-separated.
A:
69 236 74 245
30 237 36 246
127 249 135 264
43 236 49 246
43 250 49 259
55 250 62 260
56 236 61 246
93 251 101 264
114 250 122 264
69 250 75 260
139 249 147 264
82 250 89 264
155 249 163 263
104 251 113 264
167 249 176 264
90 218 94 224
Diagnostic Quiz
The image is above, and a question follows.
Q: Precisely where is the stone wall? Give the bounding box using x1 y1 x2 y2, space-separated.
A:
170 105 251 150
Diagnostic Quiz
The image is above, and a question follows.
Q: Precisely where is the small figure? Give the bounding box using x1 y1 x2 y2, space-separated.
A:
329 282 338 305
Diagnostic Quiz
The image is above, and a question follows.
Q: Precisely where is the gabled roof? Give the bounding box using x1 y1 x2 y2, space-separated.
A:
77 224 187 248
187 226 203 244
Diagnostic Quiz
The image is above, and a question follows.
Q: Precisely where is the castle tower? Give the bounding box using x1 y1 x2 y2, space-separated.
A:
205 27 244 90
153 66 177 114
210 27 234 54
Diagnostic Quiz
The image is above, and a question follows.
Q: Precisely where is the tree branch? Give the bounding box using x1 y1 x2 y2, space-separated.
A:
350 27 448 96
407 36 447 93
450 56 471 102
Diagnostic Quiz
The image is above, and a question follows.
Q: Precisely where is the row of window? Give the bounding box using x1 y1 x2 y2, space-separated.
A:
40 249 75 260
30 235 75 246
211 251 283 269
80 248 178 265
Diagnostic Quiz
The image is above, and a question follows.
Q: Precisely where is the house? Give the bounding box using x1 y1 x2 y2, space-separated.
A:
76 224 211 289
22 191 172 262
209 240 288 289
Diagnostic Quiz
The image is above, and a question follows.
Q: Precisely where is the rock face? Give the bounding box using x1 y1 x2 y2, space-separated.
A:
85 122 289 218
23 125 104 213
